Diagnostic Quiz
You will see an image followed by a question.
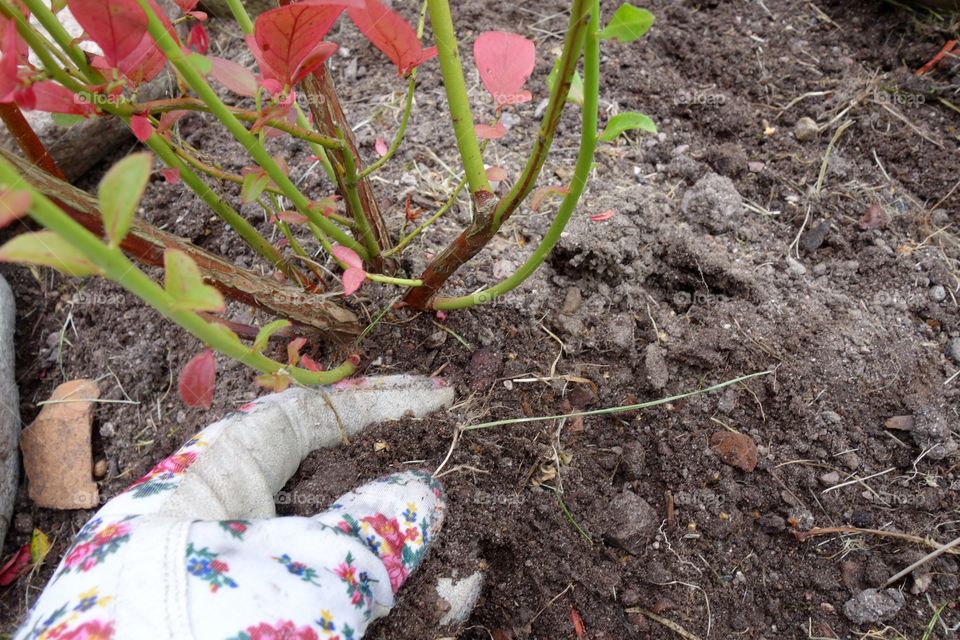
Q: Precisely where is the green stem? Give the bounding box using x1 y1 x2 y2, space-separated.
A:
366 274 422 287
294 106 337 181
426 0 491 199
383 175 466 258
18 0 100 82
491 0 590 227
359 76 416 180
133 0 367 260
223 0 255 34
0 157 355 385
432 0 600 311
145 133 297 279
339 135 380 257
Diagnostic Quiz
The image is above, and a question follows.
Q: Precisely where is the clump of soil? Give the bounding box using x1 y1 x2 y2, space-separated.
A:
2 1 960 638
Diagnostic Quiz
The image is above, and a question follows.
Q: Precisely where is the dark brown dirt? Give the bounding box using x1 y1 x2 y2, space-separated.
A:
2 1 960 639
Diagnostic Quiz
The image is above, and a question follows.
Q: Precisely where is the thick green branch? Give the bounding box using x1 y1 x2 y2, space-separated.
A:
427 0 492 200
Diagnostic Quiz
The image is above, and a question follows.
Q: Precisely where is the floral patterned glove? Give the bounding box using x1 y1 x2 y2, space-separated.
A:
15 376 453 640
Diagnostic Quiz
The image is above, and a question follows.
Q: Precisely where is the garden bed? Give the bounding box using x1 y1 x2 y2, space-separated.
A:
1 0 959 638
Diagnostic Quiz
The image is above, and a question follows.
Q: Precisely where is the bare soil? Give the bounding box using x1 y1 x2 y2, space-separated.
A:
2 1 960 638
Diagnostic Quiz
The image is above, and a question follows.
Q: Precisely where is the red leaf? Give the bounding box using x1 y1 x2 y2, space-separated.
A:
474 31 536 110
347 0 437 76
174 0 199 12
570 608 586 638
331 244 363 270
475 121 506 140
179 349 216 408
0 17 30 102
374 136 388 157
25 81 93 116
188 23 209 54
590 209 615 222
67 0 148 68
161 167 180 184
250 3 343 87
0 189 30 229
530 184 570 212
209 56 259 97
342 267 365 296
300 354 322 372
130 114 153 142
0 544 31 586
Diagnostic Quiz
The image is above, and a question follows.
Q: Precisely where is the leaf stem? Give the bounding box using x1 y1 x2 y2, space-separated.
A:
359 76 416 180
223 0 255 34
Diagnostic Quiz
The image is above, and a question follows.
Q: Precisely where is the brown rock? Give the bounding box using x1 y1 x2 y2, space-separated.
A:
20 380 100 509
710 431 758 472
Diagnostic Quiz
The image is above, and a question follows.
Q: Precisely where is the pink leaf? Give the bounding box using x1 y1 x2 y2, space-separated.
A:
0 189 31 229
342 266 365 296
287 337 307 365
67 0 148 68
347 0 437 76
530 184 570 212
475 121 506 140
474 31 536 110
486 165 507 182
174 0 199 12
130 114 153 142
374 136 388 157
178 349 216 409
331 244 363 270
157 109 189 134
273 211 309 225
250 3 343 86
590 209 615 222
161 167 180 184
209 56 259 97
188 23 209 54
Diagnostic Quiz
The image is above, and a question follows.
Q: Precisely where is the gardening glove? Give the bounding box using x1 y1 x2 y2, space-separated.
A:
15 375 454 640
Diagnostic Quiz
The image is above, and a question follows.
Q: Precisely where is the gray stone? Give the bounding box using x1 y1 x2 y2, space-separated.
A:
680 173 744 234
785 256 808 276
0 275 18 548
843 588 905 625
601 490 658 549
644 343 669 390
947 338 960 365
819 471 841 486
435 572 484 628
912 404 958 460
929 285 947 303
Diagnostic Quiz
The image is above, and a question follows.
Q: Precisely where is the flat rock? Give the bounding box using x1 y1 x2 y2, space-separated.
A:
0 276 18 547
599 490 658 550
710 431 758 472
843 588 905 625
20 379 100 509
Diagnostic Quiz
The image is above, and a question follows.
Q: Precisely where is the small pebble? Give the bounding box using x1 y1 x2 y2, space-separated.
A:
794 117 819 142
947 338 960 365
785 256 807 276
819 471 841 486
929 285 946 302
93 459 108 478
99 421 116 438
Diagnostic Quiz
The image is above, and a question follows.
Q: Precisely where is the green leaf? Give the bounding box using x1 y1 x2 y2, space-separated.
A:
546 60 585 106
598 111 657 142
241 172 270 204
253 319 290 353
50 113 86 128
0 231 101 276
188 53 213 75
29 529 50 565
99 152 152 248
600 4 655 43
164 249 225 312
